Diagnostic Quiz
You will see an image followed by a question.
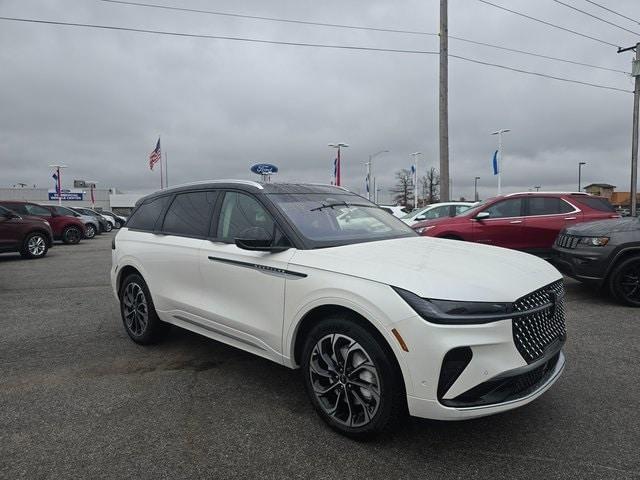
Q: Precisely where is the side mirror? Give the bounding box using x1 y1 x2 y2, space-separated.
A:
475 211 490 220
415 215 426 222
234 227 289 252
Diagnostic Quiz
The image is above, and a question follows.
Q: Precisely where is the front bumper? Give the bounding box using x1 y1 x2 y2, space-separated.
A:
391 312 565 420
551 245 612 285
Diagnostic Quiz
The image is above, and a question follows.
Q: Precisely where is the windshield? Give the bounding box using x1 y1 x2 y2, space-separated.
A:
270 193 417 247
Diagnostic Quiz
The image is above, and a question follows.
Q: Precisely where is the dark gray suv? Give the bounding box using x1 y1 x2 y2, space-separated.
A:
553 217 640 306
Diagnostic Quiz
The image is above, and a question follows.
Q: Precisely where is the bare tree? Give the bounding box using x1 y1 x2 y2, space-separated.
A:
392 169 414 207
420 167 440 204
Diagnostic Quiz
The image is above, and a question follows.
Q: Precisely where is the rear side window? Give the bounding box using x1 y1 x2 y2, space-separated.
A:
127 196 171 231
1 203 27 215
162 191 218 237
527 197 574 216
573 196 616 212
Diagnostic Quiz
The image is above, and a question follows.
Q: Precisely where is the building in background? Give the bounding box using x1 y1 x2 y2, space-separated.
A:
583 183 616 199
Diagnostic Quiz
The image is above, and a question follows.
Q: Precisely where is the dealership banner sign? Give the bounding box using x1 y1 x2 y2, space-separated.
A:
48 188 84 201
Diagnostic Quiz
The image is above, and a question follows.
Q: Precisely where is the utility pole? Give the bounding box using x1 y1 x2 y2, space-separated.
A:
618 43 640 217
366 150 388 202
474 176 480 201
439 0 450 202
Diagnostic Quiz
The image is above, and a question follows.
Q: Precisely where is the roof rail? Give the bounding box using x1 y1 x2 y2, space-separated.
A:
167 179 264 190
504 191 591 197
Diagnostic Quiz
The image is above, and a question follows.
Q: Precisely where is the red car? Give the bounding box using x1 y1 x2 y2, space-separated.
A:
0 201 86 244
0 205 53 258
412 192 620 256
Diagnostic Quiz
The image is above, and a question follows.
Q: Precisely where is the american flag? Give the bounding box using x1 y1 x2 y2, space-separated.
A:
149 138 161 170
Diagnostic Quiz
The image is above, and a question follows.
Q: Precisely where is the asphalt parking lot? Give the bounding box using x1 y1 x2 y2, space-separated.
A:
1 233 639 480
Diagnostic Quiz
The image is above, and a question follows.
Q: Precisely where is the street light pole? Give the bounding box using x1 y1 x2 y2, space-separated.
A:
328 143 349 187
474 176 480 201
366 150 389 202
48 164 67 206
491 129 511 195
411 152 422 209
578 162 587 191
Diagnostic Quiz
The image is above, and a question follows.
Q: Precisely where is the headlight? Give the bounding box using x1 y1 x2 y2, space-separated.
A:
577 236 609 247
415 225 437 234
392 287 512 324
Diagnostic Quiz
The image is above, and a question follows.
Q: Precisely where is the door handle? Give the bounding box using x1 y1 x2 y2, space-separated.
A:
509 220 523 224
564 217 576 220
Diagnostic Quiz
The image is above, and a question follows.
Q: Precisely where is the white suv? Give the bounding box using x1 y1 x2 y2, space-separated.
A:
111 181 566 438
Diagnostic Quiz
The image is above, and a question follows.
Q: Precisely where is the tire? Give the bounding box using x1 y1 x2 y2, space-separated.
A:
301 315 406 439
119 273 169 344
608 255 640 307
115 221 122 229
84 224 96 239
20 232 49 259
62 226 82 244
104 222 113 232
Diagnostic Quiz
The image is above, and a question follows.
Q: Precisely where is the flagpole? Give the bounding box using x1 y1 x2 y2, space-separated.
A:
491 129 510 195
159 136 163 190
165 150 169 188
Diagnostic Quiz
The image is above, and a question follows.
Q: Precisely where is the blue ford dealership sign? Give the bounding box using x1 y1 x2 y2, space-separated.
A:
250 163 278 175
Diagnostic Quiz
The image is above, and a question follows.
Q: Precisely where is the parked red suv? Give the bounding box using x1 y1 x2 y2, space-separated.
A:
0 206 54 258
411 192 620 256
0 201 86 244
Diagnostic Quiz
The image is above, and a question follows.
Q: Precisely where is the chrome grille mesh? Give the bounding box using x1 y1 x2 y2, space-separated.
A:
512 280 567 363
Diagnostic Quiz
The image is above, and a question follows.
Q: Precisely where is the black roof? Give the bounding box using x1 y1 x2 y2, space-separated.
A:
135 181 351 206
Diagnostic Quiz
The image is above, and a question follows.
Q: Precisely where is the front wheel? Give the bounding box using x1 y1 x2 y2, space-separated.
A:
609 255 640 307
20 232 49 259
104 222 113 232
84 224 96 239
301 316 406 439
119 274 169 344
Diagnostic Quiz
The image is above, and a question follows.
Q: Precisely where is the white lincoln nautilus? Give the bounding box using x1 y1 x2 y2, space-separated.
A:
111 181 566 438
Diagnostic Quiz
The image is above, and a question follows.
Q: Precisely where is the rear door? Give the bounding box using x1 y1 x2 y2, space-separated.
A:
0 206 22 249
522 196 581 250
199 190 295 357
471 198 525 249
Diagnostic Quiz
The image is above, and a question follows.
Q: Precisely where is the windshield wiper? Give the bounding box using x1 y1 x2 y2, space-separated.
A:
310 201 375 212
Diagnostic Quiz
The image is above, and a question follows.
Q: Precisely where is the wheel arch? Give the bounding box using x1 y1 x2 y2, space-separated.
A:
27 228 53 246
116 264 144 298
604 246 640 280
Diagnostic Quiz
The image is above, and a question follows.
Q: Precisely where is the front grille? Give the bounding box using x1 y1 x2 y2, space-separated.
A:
556 233 579 249
512 280 567 364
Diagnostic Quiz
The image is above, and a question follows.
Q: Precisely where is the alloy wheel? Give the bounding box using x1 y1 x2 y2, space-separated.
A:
122 282 149 336
86 225 95 238
27 235 46 257
309 334 381 428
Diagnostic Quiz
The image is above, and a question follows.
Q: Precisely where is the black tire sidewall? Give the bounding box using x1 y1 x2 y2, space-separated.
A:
119 273 167 344
609 256 640 307
301 316 405 439
62 226 81 244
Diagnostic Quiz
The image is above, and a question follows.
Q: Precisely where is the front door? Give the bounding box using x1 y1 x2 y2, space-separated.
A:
199 191 295 357
471 198 525 249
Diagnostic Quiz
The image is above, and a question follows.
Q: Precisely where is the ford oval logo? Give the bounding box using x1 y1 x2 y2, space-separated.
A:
251 163 278 175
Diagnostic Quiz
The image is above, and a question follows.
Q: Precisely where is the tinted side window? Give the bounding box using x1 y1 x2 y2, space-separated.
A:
162 191 218 237
527 197 574 216
127 196 171 231
2 204 28 215
485 199 523 218
217 192 274 242
573 196 616 212
25 204 52 216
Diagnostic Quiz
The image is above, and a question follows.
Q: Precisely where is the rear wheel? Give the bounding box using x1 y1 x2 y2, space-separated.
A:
114 220 122 229
609 255 640 307
104 222 113 232
84 224 96 239
20 232 49 259
62 226 82 244
301 315 406 439
119 273 169 344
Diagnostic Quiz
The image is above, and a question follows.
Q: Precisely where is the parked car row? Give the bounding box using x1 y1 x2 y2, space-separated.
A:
0 201 124 259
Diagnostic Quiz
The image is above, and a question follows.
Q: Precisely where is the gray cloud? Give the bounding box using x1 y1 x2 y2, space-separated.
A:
1 0 638 201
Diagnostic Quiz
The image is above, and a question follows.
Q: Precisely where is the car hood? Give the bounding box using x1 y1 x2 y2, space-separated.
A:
290 236 560 302
565 217 640 236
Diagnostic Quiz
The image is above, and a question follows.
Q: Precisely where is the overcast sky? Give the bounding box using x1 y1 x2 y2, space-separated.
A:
1 0 639 201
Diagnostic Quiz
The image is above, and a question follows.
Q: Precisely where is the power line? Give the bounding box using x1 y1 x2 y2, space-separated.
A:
450 54 631 93
98 0 434 36
0 15 631 94
449 35 628 74
0 16 438 55
583 0 640 26
476 0 620 48
551 0 640 36
98 0 628 74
